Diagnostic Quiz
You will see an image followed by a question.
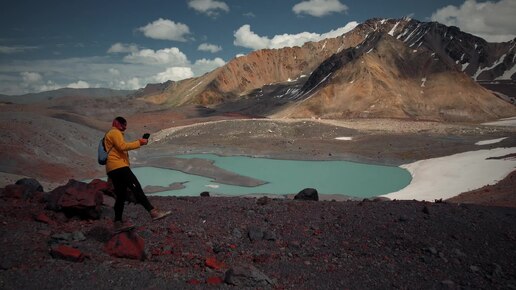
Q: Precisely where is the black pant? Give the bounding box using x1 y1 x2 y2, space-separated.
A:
107 166 154 221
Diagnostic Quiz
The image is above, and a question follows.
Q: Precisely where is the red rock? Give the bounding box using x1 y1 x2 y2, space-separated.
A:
151 248 162 256
47 179 104 219
88 179 112 193
205 256 226 270
32 191 46 203
104 231 146 260
187 279 202 285
3 181 43 200
34 212 52 224
206 276 224 284
50 245 85 262
3 184 26 199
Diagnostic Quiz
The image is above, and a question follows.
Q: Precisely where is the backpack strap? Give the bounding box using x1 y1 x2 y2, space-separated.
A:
103 133 114 154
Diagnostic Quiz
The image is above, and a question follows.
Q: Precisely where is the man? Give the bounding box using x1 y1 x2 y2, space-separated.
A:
104 116 171 232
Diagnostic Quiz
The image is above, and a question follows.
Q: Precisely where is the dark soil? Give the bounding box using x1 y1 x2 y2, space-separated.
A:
1 191 516 289
448 170 516 208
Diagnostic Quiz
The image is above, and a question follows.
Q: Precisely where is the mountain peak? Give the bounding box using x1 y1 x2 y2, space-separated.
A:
137 18 516 122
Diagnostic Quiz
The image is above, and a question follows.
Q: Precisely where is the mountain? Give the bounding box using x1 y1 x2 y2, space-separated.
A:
135 18 516 122
0 88 135 104
272 32 514 121
372 18 515 81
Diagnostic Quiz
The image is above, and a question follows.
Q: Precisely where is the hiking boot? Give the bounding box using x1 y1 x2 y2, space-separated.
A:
150 208 172 221
113 220 135 233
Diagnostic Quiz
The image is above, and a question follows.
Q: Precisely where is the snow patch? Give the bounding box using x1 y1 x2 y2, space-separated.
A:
473 54 506 80
335 137 353 141
421 77 426 87
475 137 508 145
482 117 516 127
495 62 516 80
321 41 327 51
388 21 400 36
383 147 516 201
402 24 421 43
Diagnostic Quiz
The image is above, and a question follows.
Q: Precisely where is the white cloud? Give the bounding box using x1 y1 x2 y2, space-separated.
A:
0 49 225 95
431 0 516 42
188 0 229 17
67 80 90 89
292 0 348 17
234 21 359 50
234 25 271 50
320 22 360 38
126 78 142 90
198 43 222 53
0 45 38 54
153 67 194 83
0 52 189 95
123 47 189 66
137 18 191 41
108 68 120 76
21 72 43 83
107 43 139 53
38 81 62 92
0 56 145 94
192 57 226 75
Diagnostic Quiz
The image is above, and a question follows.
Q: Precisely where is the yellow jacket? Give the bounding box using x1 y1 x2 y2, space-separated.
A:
104 127 141 173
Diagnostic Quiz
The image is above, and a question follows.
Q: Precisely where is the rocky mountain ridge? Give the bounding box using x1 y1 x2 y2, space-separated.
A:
135 18 516 122
272 31 514 121
360 18 515 81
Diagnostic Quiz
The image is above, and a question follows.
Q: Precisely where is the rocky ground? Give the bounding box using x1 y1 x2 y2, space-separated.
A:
1 179 516 289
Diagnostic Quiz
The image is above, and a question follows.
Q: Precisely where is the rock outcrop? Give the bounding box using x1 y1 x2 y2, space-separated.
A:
46 179 104 219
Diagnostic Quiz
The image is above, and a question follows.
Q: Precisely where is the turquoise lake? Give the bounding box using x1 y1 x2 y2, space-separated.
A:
131 154 412 198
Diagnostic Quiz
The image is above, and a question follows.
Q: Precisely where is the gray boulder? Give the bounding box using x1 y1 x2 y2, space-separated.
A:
294 188 319 201
15 178 43 193
224 263 275 287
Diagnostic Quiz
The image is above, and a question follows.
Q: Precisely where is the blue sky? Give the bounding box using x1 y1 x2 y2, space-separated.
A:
0 0 515 95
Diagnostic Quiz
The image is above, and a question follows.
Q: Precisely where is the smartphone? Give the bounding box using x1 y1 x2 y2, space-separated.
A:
142 133 150 139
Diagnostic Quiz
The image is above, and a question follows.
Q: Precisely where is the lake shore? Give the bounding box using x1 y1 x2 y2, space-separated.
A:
1 117 515 206
135 118 516 204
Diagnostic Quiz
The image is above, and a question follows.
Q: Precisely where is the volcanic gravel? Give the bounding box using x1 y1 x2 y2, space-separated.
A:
1 192 516 289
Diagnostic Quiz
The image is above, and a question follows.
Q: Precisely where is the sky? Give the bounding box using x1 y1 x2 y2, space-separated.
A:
0 0 515 96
